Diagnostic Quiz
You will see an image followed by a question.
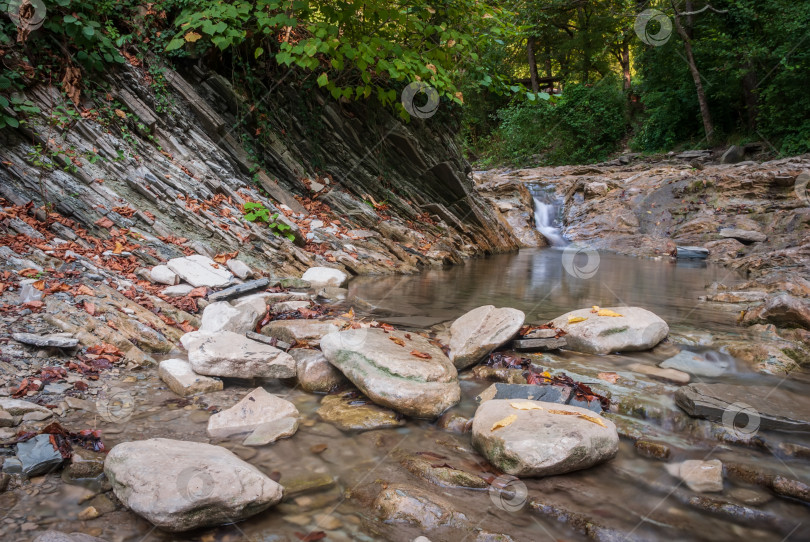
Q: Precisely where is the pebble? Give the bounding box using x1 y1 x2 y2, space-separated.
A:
78 505 100 520
314 513 343 530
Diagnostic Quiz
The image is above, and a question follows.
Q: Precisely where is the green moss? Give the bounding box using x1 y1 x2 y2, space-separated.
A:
599 326 628 337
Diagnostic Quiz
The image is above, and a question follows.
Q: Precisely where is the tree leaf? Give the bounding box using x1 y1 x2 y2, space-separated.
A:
491 414 517 431
510 401 543 411
568 316 587 323
597 309 623 317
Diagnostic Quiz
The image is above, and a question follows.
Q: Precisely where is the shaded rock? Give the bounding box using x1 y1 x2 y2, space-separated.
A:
634 440 671 460
676 246 709 260
320 328 460 418
12 332 78 348
399 454 487 489
185 331 296 379
63 449 106 481
262 319 342 344
207 387 299 438
471 399 618 476
742 294 810 330
150 265 178 285
271 300 312 313
551 307 668 354
242 416 299 446
283 472 337 497
675 383 810 431
476 382 603 412
436 411 471 434
627 363 690 384
523 328 558 339
162 284 194 297
720 145 745 164
199 297 265 334
373 484 467 530
158 359 223 396
207 278 270 302
448 305 525 369
316 393 405 431
301 267 348 287
17 434 64 476
659 350 729 377
104 438 282 531
167 255 233 288
289 348 348 393
584 182 608 198
667 459 724 493
226 259 253 280
0 398 53 418
719 228 766 244
512 337 567 352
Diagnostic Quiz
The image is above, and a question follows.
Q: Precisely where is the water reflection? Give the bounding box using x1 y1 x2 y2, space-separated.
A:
349 249 743 329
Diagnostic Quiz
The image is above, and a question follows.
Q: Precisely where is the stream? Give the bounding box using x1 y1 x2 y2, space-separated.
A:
4 250 810 542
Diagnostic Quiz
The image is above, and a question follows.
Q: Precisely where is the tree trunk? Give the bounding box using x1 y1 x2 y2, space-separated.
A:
621 41 631 90
527 37 540 93
742 65 758 132
672 9 714 141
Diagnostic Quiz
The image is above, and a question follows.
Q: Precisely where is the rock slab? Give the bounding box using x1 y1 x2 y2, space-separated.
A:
158 359 223 396
184 331 296 379
207 387 299 438
167 255 233 288
551 307 668 355
448 305 525 369
104 438 282 531
12 333 78 348
320 328 460 418
301 267 348 287
471 399 618 476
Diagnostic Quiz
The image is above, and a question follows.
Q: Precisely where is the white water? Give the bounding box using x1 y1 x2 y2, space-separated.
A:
529 184 567 246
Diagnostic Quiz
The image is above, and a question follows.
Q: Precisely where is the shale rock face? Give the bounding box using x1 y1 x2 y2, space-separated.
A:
320 328 460 418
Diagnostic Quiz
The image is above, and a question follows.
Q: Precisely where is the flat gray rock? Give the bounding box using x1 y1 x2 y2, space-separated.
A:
675 383 810 431
12 333 78 348
207 387 299 438
242 416 299 446
104 438 282 531
167 255 233 288
719 228 766 244
33 531 109 542
184 331 296 379
17 434 65 476
207 278 270 302
476 382 602 412
471 399 618 476
512 337 567 352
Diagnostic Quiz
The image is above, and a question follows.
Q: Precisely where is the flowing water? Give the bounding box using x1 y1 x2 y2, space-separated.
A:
6 250 810 542
528 183 567 247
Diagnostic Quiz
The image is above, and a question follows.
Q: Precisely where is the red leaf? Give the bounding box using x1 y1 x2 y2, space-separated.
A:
409 350 431 359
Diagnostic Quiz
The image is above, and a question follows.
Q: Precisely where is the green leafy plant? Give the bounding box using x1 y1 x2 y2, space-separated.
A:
243 201 295 242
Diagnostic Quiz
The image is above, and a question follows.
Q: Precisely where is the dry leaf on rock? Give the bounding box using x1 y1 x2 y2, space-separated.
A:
597 309 624 317
491 414 517 431
510 401 543 411
568 316 587 324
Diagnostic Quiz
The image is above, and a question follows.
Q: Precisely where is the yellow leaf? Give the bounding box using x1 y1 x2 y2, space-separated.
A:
578 413 607 428
340 307 355 319
185 31 202 43
113 241 124 255
568 316 587 324
597 309 624 317
591 305 600 313
547 409 579 416
491 414 517 431
510 401 543 411
114 109 126 119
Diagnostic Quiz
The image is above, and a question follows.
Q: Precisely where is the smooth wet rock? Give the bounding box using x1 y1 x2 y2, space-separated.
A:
12 333 78 349
476 382 603 412
104 438 282 531
676 246 709 260
159 359 223 396
551 306 669 354
33 531 109 542
627 363 690 384
659 350 729 377
471 399 618 476
150 265 179 285
523 328 558 339
162 284 194 297
198 297 265 334
167 255 233 288
262 319 342 344
185 331 296 379
448 305 525 369
63 449 106 481
373 483 467 530
207 387 299 438
289 348 348 393
242 417 299 446
17 434 64 476
399 454 487 489
667 459 724 493
207 278 270 302
226 259 253 280
301 267 348 287
676 383 810 431
719 228 766 244
316 393 405 431
320 328 460 418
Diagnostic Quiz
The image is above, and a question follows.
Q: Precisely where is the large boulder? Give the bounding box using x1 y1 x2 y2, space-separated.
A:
320 328 460 418
198 297 266 334
301 267 348 287
471 399 618 476
184 331 296 379
550 307 668 354
104 438 282 531
261 319 342 345
448 305 525 369
207 387 299 438
289 348 348 393
167 255 233 288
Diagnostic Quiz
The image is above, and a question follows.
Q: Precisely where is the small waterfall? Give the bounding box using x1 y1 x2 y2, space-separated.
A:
527 184 566 246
